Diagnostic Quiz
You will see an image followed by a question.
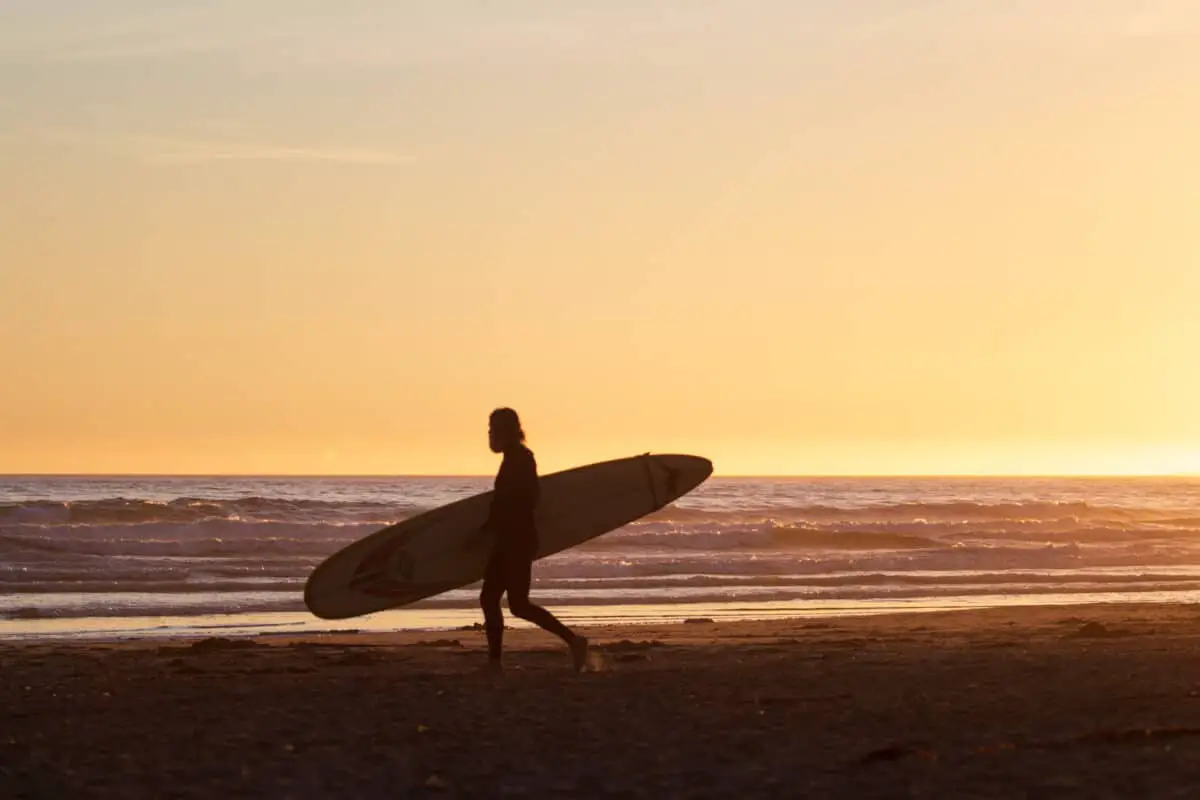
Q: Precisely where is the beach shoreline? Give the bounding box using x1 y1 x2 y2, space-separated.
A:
8 591 1200 644
6 601 1200 797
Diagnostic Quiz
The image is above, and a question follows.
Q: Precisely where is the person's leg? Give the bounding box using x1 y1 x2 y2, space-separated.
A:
504 547 589 670
479 550 507 665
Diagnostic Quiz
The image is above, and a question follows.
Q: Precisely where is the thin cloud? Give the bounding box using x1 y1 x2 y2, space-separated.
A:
34 130 416 166
136 136 416 166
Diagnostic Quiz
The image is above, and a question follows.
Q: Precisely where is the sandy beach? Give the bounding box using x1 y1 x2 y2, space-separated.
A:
5 603 1200 798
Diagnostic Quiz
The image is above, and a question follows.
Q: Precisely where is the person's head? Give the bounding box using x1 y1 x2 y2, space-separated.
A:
488 407 525 453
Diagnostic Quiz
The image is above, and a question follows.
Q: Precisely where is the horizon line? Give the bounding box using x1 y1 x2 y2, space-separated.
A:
2 471 1197 480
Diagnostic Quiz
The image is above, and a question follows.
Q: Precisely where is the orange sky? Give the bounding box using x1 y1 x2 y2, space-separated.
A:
3 2 1200 476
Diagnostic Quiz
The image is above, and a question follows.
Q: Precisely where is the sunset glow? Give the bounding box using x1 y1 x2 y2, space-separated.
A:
3 2 1199 476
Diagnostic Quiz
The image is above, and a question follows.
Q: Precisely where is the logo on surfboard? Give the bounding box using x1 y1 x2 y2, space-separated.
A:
349 536 426 599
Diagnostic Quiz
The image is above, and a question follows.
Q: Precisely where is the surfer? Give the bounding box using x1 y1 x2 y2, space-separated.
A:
479 407 589 672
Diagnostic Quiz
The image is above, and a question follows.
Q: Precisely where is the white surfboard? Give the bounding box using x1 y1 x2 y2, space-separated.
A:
304 453 713 619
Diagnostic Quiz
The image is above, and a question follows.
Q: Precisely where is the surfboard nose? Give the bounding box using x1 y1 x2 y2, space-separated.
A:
657 453 713 474
651 454 714 493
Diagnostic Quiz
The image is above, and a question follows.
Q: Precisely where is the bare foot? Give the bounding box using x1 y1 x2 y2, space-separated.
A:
570 635 589 673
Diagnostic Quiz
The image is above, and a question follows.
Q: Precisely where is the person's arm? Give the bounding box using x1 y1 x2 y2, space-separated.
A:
485 452 537 530
509 450 539 516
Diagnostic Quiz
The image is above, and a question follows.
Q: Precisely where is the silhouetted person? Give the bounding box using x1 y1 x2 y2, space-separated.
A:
479 407 588 672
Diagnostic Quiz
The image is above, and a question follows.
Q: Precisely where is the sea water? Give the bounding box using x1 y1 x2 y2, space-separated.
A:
4 475 1200 639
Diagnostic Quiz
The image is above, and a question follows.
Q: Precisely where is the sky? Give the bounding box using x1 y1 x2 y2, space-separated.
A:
2 1 1200 476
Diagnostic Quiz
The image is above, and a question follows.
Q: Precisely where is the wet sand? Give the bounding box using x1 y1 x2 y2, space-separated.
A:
5 602 1200 798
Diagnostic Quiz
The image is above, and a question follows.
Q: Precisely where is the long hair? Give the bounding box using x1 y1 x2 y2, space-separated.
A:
490 407 526 443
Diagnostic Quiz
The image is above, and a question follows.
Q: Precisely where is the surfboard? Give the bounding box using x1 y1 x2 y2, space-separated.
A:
303 453 713 619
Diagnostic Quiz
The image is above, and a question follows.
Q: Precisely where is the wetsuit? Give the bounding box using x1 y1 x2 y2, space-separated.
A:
479 444 573 658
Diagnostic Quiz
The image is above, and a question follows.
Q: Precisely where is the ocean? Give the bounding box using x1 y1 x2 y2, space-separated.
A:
4 474 1200 640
